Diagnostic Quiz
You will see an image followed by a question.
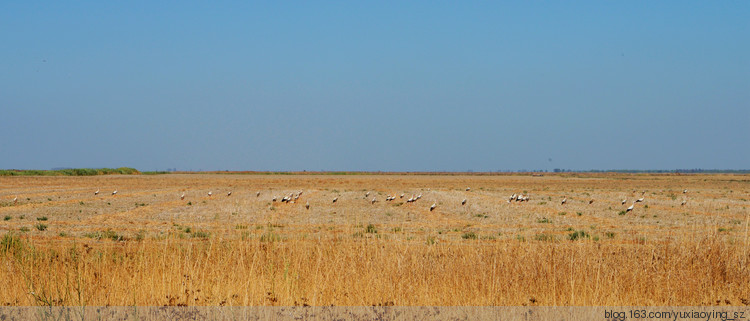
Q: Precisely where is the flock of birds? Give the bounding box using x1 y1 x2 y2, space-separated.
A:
6 187 690 214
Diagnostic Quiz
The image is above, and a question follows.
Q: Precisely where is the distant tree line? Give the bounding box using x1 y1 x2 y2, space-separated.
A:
0 168 140 176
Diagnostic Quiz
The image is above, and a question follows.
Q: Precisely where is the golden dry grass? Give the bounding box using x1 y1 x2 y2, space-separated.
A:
1 173 748 306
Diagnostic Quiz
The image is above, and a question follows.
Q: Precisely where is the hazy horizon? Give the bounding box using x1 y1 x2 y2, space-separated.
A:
2 2 748 172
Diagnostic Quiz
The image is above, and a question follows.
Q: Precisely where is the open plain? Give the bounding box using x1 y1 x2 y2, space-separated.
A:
0 173 748 306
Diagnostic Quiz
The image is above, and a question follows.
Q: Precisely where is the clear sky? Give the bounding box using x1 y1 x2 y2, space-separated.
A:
1 2 748 171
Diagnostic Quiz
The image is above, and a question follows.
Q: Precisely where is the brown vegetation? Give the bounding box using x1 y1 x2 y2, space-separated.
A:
1 173 748 306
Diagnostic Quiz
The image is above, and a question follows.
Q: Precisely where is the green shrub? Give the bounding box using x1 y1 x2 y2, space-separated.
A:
568 230 589 241
461 232 477 240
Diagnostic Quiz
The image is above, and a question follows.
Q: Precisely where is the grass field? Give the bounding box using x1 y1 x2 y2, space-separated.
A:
1 173 748 306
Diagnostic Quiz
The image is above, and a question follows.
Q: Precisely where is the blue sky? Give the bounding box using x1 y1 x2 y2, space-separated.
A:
1 2 748 171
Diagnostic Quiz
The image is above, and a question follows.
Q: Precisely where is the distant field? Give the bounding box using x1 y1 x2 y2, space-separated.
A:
0 173 748 306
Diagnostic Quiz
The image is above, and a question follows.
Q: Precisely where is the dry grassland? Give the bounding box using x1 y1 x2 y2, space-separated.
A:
0 173 748 306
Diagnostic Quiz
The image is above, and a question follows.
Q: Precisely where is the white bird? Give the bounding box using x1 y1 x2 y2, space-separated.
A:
636 198 644 203
332 197 338 203
430 202 436 211
305 201 310 209
683 189 687 194
626 203 635 212
461 199 467 205
365 192 370 198
227 191 232 197
181 193 185 200
561 197 567 205
622 199 627 205
13 196 18 204
95 189 99 195
400 193 405 198
416 194 422 200
112 190 117 196
681 200 687 206
256 191 261 197
272 196 277 202
466 187 471 191
208 191 212 197
510 194 517 202
371 197 376 204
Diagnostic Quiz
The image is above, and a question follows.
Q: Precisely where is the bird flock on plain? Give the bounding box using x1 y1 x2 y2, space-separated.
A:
5 187 691 214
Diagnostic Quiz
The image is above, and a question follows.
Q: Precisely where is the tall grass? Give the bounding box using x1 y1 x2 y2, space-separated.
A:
0 233 747 306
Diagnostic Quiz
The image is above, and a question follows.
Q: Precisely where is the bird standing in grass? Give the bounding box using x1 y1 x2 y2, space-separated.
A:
589 199 594 205
622 199 627 205
332 197 338 203
430 202 436 211
461 199 467 205
305 201 310 210
181 193 185 200
400 193 405 198
371 197 376 204
208 191 212 197
227 191 232 197
681 200 687 206
112 190 117 196
626 203 635 212
95 189 99 195
466 187 471 191
561 197 567 205
13 196 18 204
256 191 261 197
636 197 644 203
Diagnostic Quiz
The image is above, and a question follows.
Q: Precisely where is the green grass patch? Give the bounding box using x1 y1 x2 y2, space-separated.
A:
568 230 589 241
461 232 478 240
